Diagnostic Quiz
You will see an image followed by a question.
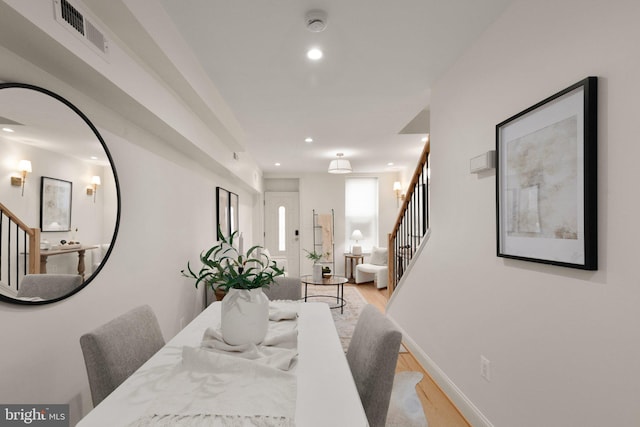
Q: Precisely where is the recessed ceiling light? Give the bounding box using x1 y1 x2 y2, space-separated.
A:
2 127 14 133
305 137 313 143
421 136 428 142
387 162 394 166
275 163 281 167
307 48 323 60
90 156 98 160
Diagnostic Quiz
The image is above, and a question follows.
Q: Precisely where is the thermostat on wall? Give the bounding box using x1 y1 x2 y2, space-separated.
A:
470 150 496 174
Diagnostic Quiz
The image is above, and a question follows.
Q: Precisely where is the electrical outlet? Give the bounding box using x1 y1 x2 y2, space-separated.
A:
480 355 491 381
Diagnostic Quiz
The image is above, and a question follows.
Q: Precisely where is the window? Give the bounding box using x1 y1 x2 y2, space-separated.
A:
345 178 378 253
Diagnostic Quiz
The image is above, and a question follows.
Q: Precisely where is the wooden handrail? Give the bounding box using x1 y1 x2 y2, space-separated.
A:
391 139 430 233
0 202 40 275
0 202 32 231
388 138 430 296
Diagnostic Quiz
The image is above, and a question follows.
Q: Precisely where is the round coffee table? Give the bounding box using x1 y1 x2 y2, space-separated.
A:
301 275 349 314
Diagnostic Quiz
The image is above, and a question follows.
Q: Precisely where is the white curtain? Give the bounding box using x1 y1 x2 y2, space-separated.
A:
345 178 378 253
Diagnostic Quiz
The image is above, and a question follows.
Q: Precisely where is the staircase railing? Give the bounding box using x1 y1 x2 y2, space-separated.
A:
388 140 430 295
0 202 40 294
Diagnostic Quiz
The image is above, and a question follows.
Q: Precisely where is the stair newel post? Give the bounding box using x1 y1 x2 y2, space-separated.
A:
29 228 41 274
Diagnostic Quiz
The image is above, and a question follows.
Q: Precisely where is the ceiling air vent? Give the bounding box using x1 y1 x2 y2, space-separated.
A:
53 0 109 60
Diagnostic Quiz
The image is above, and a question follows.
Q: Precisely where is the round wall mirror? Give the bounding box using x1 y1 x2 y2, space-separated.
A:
0 83 120 305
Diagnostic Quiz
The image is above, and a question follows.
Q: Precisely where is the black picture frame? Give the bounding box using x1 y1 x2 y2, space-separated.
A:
40 176 73 232
496 77 597 270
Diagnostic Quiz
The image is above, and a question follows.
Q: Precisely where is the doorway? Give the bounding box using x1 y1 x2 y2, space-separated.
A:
264 192 300 277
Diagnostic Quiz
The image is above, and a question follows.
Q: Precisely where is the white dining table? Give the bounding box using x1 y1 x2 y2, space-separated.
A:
77 301 369 426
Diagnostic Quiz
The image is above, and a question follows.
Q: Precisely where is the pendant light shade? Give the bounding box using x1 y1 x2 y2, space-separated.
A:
328 153 352 174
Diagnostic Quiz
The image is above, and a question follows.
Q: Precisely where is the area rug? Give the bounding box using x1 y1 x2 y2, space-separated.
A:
386 371 429 427
303 284 367 351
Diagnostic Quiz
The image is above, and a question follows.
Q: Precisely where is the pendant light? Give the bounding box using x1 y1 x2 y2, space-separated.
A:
328 153 352 174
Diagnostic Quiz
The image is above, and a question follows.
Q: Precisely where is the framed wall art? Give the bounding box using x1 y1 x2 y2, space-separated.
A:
229 191 239 236
40 176 73 232
496 77 597 270
216 187 230 239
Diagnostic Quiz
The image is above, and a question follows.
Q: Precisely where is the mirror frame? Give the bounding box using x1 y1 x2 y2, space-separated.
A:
0 82 121 305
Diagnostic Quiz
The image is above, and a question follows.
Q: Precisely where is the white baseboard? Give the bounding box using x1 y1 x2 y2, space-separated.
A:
389 321 495 427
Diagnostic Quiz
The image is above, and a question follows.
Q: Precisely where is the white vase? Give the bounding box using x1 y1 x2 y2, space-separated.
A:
312 263 323 281
221 287 269 345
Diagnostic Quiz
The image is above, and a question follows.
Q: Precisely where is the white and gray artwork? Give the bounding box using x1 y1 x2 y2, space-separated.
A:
505 115 578 240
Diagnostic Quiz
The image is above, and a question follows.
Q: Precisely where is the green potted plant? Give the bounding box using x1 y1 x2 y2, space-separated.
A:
182 227 284 345
304 249 331 262
305 249 329 281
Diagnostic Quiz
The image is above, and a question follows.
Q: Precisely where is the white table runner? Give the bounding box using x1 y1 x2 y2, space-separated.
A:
128 346 296 427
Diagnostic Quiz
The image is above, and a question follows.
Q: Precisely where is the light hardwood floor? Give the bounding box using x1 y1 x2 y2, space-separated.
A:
351 282 471 427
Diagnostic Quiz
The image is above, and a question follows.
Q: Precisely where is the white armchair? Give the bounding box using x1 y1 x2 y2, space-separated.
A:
355 247 388 289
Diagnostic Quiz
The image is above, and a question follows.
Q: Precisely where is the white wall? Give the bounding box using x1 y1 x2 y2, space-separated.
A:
388 0 640 426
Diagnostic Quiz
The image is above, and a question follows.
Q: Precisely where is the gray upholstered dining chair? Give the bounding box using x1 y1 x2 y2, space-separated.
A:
16 274 82 299
346 304 402 427
262 276 302 300
80 305 165 406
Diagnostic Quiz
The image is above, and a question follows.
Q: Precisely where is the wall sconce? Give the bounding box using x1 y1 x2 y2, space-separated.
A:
10 160 32 196
393 181 405 207
86 175 101 202
351 229 363 255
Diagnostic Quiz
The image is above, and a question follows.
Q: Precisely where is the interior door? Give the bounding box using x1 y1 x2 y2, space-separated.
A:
264 192 300 277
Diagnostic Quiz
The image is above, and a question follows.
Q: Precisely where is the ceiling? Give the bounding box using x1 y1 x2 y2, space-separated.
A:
154 1 513 175
0 86 108 166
